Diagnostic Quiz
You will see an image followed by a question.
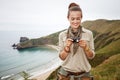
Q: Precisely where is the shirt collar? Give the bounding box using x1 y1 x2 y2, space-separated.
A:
81 27 86 33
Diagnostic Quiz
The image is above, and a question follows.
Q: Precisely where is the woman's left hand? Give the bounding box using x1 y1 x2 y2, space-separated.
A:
78 40 87 49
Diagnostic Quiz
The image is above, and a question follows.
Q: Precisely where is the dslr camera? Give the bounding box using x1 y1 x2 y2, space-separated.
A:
71 37 80 43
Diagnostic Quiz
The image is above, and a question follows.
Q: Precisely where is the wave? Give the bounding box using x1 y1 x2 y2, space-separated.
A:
29 57 62 79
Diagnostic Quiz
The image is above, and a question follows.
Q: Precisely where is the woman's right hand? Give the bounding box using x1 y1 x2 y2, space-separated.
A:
65 38 73 47
59 38 73 60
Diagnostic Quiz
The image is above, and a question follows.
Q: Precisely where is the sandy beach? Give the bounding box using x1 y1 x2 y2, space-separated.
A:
45 44 59 51
29 67 57 80
29 59 62 80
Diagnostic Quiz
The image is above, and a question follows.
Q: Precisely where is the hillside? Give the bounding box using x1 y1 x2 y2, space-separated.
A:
15 30 63 49
82 19 120 67
92 54 120 80
82 19 120 50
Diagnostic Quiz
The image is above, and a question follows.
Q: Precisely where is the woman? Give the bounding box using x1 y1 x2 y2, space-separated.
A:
58 2 95 80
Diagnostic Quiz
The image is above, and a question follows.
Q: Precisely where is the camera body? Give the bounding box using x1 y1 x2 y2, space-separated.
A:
72 37 80 43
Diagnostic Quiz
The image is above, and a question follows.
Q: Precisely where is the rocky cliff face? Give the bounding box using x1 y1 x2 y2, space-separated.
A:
15 30 63 49
20 37 29 42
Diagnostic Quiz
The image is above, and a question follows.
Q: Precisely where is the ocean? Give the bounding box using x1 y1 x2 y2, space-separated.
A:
0 31 59 79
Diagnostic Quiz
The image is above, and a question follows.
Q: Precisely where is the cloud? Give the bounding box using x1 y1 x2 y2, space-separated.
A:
0 0 120 31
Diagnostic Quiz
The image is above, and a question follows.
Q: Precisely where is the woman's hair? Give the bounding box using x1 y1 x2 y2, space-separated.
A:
67 2 83 18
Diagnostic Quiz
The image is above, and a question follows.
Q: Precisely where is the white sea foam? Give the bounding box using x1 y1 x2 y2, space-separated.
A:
1 74 14 80
0 58 62 80
29 57 62 79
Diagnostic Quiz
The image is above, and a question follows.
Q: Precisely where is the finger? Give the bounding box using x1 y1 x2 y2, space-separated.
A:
67 38 73 41
79 40 83 42
80 40 87 44
79 40 82 42
79 42 86 46
79 41 82 44
79 40 84 44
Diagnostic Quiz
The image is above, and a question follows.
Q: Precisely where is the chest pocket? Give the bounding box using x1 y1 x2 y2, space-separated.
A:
81 32 90 40
81 33 90 47
81 37 90 41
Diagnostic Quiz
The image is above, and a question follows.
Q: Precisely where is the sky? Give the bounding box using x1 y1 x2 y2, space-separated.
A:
0 0 120 31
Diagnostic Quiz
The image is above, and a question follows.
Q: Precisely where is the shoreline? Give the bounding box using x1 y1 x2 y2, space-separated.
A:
1 44 61 80
44 44 59 51
28 44 61 80
1 57 62 80
29 58 62 80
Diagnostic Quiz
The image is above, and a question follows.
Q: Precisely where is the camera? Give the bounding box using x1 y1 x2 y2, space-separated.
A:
71 37 80 43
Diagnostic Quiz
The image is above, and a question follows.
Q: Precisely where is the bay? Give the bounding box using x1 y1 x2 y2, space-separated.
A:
0 31 58 78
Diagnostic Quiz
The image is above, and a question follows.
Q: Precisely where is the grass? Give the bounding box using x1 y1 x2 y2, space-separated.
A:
91 54 120 80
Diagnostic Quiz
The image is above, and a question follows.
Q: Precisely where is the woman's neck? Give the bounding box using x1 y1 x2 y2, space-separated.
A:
72 28 78 32
72 26 81 32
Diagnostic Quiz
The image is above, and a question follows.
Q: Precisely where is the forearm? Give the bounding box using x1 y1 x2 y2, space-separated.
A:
59 46 70 60
84 46 94 59
59 50 69 60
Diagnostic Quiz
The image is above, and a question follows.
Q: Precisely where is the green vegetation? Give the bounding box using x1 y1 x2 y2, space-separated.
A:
19 71 31 80
17 30 63 49
91 54 120 80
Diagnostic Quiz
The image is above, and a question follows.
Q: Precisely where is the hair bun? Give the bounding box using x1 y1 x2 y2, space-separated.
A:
68 2 79 9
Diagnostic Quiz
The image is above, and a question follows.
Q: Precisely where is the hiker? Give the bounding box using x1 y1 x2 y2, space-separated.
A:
58 2 95 80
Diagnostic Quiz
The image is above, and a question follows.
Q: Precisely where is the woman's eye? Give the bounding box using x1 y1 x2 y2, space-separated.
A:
71 17 81 21
71 18 75 21
77 17 80 20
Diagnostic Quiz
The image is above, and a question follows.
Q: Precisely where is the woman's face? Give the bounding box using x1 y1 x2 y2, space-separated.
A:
68 11 82 29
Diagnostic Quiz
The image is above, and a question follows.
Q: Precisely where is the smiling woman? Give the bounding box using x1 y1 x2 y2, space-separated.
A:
58 2 95 80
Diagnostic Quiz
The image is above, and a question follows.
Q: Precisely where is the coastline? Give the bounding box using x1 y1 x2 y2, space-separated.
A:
28 44 61 80
30 69 56 80
45 44 59 51
29 59 62 80
1 57 62 80
0 44 61 80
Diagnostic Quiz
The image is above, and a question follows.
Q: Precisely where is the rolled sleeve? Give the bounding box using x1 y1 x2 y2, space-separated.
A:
58 32 64 54
89 32 95 59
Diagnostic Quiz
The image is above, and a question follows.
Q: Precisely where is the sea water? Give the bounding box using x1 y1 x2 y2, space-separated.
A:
0 31 58 79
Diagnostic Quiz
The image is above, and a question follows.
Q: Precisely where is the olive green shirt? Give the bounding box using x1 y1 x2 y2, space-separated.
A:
58 27 95 72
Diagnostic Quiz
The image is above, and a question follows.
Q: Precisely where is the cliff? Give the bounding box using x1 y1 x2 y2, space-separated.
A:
15 30 63 49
